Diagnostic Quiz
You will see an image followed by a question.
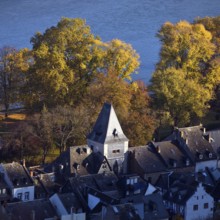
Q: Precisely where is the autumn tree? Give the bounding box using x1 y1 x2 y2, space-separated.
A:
150 20 218 126
194 16 220 109
26 18 102 108
0 47 30 117
26 18 140 109
122 81 155 146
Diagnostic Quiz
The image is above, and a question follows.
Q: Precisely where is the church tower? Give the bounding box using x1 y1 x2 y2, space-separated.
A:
87 103 129 174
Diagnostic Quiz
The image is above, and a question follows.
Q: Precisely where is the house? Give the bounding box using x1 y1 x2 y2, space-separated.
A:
127 145 168 184
163 179 214 220
1 199 57 220
0 172 10 203
143 193 169 220
45 145 112 182
90 203 142 220
49 192 86 220
165 126 217 172
0 162 35 202
87 103 129 174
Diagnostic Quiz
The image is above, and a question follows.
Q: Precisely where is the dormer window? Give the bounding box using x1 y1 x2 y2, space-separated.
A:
199 154 203 160
112 128 118 137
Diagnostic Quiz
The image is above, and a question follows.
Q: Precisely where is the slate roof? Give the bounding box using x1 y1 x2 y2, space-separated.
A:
57 192 83 213
2 162 33 188
69 172 119 193
89 203 141 220
207 129 220 154
82 152 111 174
143 193 169 220
37 173 60 196
87 103 128 144
163 182 197 205
128 146 167 174
151 140 193 168
178 126 217 162
45 145 110 178
5 199 57 220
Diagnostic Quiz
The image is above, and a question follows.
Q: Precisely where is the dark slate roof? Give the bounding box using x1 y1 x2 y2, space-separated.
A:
5 199 57 220
90 203 141 220
211 180 220 200
45 145 92 177
207 129 220 154
82 152 111 174
151 140 192 168
87 187 120 205
143 193 169 220
156 172 198 192
57 192 83 213
128 146 167 174
87 103 128 144
163 182 197 205
37 173 60 196
178 126 217 162
2 162 33 188
69 172 118 193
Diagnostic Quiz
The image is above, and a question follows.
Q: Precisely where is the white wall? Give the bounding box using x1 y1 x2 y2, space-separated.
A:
13 185 35 201
49 193 68 216
184 184 213 220
61 213 86 220
88 193 100 210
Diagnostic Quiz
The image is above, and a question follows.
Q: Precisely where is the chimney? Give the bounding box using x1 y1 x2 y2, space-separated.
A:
156 146 160 153
203 127 206 134
29 170 34 177
185 138 188 145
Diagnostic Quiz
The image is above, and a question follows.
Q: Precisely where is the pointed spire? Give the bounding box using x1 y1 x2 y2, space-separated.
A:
87 103 128 144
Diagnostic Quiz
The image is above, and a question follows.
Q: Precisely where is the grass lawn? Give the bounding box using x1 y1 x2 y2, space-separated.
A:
0 111 27 132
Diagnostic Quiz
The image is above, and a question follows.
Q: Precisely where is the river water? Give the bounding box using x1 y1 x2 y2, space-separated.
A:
0 0 219 82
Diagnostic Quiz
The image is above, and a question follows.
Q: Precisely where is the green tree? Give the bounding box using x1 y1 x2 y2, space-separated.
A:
156 21 215 74
150 68 211 126
101 39 140 81
195 16 220 54
150 20 218 126
27 18 140 109
0 47 30 117
27 18 104 108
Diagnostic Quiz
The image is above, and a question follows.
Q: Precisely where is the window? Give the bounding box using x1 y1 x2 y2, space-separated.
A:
2 189 6 194
204 203 209 209
193 205 198 211
112 149 120 153
17 193 22 200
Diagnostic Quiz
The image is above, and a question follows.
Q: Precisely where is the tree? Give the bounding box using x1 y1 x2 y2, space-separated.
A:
50 105 90 153
0 47 30 117
156 21 215 74
101 39 140 81
26 18 140 109
150 20 218 126
122 81 155 146
194 16 220 109
27 18 103 108
195 16 220 55
150 68 211 126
